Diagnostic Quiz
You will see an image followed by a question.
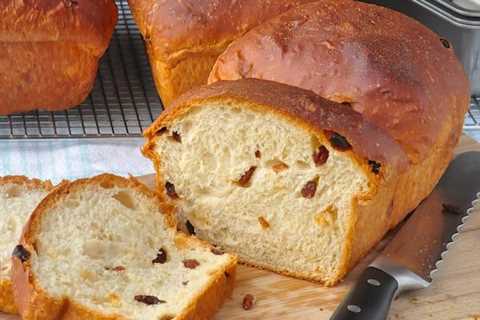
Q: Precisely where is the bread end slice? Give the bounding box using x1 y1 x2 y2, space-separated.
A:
12 174 237 320
0 176 53 314
143 79 408 285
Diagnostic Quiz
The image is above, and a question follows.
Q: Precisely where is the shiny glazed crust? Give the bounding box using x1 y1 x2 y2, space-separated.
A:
143 79 409 284
0 0 118 115
12 174 237 320
0 176 53 314
208 0 470 249
127 0 318 105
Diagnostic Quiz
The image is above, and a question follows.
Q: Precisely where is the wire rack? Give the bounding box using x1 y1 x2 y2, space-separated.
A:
0 0 478 138
0 0 163 139
465 97 480 131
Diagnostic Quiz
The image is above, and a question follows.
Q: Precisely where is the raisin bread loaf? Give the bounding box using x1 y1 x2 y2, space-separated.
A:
209 0 470 230
143 79 409 285
0 177 53 314
127 0 317 106
12 174 237 320
0 0 117 115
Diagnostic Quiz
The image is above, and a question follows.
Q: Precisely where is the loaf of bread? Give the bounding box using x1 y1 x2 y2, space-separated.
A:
0 177 52 314
12 174 236 320
127 0 317 106
0 0 118 115
143 79 411 285
209 0 470 229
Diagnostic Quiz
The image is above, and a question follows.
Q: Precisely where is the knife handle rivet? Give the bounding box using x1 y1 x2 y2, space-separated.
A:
367 278 381 287
347 305 362 313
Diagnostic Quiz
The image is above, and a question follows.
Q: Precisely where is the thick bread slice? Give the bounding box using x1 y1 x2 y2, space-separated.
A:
143 79 408 285
0 176 53 314
12 174 237 320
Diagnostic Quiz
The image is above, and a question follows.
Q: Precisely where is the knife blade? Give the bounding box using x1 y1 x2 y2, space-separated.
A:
330 151 480 320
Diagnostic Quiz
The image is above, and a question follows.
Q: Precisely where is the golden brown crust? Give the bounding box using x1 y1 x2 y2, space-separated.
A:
0 176 53 314
12 173 237 320
0 0 118 50
127 0 318 105
0 1 117 115
145 79 408 172
209 0 470 163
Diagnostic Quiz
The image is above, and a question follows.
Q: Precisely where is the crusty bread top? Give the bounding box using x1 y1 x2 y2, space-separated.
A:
209 0 470 163
145 79 408 172
0 0 118 53
128 0 317 59
0 176 53 192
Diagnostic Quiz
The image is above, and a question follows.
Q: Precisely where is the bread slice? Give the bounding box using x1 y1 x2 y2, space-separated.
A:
143 79 408 285
0 176 53 314
12 174 237 320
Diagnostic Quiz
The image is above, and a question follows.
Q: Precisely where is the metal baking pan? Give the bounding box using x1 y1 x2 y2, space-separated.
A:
362 0 480 95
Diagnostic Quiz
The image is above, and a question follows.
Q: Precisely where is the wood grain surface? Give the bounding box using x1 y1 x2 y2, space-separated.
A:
1 136 479 320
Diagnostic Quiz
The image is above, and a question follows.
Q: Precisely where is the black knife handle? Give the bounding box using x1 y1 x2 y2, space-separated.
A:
330 267 399 320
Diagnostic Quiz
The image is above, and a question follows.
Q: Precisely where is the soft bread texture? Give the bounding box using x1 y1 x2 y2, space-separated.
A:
0 176 53 314
143 79 409 285
0 0 118 115
209 0 470 230
127 0 317 106
12 174 237 320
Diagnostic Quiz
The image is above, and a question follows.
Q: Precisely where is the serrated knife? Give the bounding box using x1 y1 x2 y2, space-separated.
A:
331 151 480 320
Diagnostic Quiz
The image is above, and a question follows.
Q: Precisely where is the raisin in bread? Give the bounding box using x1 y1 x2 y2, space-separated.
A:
208 0 470 230
0 176 53 314
12 174 237 320
127 0 317 106
143 79 408 285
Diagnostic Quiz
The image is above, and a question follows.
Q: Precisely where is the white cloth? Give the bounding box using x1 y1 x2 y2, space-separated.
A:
0 138 154 183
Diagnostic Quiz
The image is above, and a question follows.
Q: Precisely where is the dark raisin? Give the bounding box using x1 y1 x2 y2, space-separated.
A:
182 281 189 286
183 259 200 269
368 160 381 174
105 266 126 272
171 131 182 143
165 181 179 199
255 150 261 158
186 220 195 235
211 248 224 255
301 179 318 199
237 166 257 187
313 146 329 166
134 295 166 305
442 204 462 215
12 245 30 263
242 294 255 310
152 248 168 264
440 38 450 49
156 127 168 136
325 131 352 151
225 272 230 278
258 217 270 229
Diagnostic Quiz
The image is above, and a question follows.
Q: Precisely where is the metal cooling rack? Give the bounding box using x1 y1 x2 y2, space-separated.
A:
0 0 478 138
0 0 163 139
465 97 480 131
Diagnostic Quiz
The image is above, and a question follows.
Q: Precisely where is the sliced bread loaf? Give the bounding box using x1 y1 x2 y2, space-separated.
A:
12 174 237 320
143 79 408 285
0 176 53 314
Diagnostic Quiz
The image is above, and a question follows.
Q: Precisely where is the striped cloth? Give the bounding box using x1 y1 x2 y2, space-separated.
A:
0 138 153 183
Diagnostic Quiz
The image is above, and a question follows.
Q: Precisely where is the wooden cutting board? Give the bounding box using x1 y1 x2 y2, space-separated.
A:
1 136 479 320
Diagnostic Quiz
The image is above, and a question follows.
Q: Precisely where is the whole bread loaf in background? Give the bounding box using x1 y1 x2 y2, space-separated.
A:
127 0 318 106
143 78 410 285
0 0 118 115
209 0 470 229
